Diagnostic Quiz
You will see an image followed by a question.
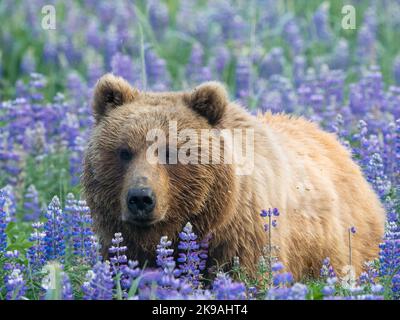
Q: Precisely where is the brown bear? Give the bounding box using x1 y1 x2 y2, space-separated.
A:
82 73 385 280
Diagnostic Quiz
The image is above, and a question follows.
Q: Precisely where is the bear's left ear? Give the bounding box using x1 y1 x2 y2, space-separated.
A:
186 81 228 125
92 73 138 123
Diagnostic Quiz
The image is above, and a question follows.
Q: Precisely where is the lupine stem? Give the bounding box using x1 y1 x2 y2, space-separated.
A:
348 228 352 267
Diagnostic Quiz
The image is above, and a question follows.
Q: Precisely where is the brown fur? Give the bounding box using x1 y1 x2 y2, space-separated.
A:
82 74 385 280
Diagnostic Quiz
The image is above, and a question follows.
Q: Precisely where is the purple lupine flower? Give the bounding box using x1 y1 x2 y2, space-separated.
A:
282 18 304 55
21 50 36 75
212 46 230 77
272 270 294 287
321 69 345 105
144 48 170 89
260 208 279 232
65 73 89 121
235 56 251 101
1 185 17 221
365 153 391 200
5 268 27 300
41 93 64 138
60 113 80 149
267 282 308 300
320 257 336 279
87 235 102 266
331 281 385 300
396 119 400 185
271 261 284 273
286 283 309 300
353 119 369 162
293 55 306 88
330 39 349 70
71 199 96 262
27 222 46 270
196 66 212 84
357 8 377 64
385 197 399 225
69 136 86 186
42 37 58 65
111 52 135 84
358 262 378 286
210 1 247 42
322 276 338 299
260 47 285 79
212 273 246 300
266 261 308 300
247 286 258 300
61 272 74 300
148 0 169 38
379 221 400 278
4 250 27 300
259 90 284 114
86 19 104 50
0 190 8 252
119 260 141 294
44 196 66 261
63 193 77 246
3 98 33 147
362 67 385 121
23 122 47 158
28 72 47 103
186 43 205 84
382 121 399 184
96 2 117 25
349 83 366 115
330 114 349 147
23 185 41 221
157 261 181 299
392 274 400 300
137 269 163 300
82 261 114 300
267 75 297 113
354 118 384 167
198 233 211 272
156 236 174 270
109 232 128 274
312 3 332 42
177 222 201 286
86 51 105 87
176 4 210 46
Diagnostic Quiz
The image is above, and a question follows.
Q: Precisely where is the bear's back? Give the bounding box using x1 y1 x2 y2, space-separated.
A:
256 111 385 278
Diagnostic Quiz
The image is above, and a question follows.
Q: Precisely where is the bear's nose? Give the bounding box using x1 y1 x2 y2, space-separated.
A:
127 187 156 217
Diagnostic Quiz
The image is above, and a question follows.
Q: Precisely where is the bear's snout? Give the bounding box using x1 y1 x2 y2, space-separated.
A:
126 187 156 225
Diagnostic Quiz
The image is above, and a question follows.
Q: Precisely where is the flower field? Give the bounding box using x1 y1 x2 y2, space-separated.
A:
0 0 399 300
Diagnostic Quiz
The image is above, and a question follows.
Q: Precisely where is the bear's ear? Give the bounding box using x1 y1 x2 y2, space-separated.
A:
186 81 228 125
92 73 138 122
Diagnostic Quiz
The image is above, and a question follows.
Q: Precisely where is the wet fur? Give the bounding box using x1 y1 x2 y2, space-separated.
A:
83 74 385 280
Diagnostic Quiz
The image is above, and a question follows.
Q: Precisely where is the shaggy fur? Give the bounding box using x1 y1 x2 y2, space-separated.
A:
82 74 385 280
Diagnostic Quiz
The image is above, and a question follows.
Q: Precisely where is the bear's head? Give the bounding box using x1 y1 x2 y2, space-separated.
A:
83 74 239 245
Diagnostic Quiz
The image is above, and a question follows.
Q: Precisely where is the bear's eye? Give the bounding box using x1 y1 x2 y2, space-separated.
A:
119 148 133 162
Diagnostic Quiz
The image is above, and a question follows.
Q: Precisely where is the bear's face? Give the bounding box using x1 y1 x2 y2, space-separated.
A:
85 74 234 232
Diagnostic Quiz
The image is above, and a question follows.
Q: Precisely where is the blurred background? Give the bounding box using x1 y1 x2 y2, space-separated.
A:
1 1 400 97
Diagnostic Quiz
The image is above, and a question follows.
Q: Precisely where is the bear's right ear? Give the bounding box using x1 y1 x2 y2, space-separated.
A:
92 73 138 122
186 81 228 125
